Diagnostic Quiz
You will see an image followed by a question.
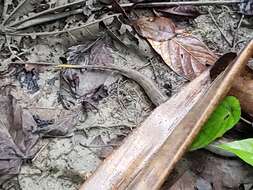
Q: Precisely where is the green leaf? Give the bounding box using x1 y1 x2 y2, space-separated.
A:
190 96 241 151
217 139 253 166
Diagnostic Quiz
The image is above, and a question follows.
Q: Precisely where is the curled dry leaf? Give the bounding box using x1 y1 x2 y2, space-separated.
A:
156 5 201 19
149 35 217 80
133 17 176 42
229 66 253 116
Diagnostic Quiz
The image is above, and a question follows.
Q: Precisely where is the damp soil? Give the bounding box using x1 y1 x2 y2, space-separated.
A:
0 2 253 190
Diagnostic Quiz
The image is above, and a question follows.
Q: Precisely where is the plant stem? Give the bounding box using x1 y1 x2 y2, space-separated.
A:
107 0 241 9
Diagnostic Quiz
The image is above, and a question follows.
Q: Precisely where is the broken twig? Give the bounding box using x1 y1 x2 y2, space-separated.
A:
7 0 86 28
12 9 83 31
107 0 241 10
7 14 119 37
3 0 30 25
208 9 233 47
232 14 245 50
80 143 119 148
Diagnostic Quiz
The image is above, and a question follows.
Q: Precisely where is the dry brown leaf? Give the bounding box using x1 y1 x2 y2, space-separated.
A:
149 35 217 80
133 17 176 42
134 16 217 80
229 66 253 116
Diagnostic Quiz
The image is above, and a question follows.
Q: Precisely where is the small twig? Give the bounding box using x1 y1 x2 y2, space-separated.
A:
117 79 128 111
8 0 86 28
7 14 120 37
24 106 64 110
85 124 135 130
9 61 56 65
107 0 241 9
2 1 9 20
102 21 129 50
79 143 119 148
137 61 151 71
208 9 233 47
232 14 244 50
3 0 30 25
5 35 24 62
12 9 83 31
240 116 252 125
149 58 159 84
32 141 50 162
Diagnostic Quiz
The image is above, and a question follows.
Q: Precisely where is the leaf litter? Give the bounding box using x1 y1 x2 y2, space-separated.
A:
0 0 252 189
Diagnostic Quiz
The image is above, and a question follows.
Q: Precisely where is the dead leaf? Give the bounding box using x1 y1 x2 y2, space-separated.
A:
133 17 176 42
149 35 217 80
0 94 39 183
64 37 115 97
229 66 253 116
134 16 217 80
89 38 114 66
210 52 237 80
60 37 117 110
156 5 201 19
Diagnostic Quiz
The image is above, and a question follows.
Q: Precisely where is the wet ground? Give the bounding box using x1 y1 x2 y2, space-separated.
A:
0 1 253 189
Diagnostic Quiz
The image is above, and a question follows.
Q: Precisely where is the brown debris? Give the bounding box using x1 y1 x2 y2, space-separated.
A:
149 35 217 80
134 16 217 80
133 17 176 42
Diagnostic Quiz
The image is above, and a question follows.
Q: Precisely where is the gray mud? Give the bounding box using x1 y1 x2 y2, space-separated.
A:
0 2 252 190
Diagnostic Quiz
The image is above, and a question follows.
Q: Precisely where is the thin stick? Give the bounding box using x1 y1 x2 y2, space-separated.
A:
13 9 83 30
107 0 241 9
7 14 119 36
85 124 135 130
5 35 24 62
3 0 30 25
208 9 233 47
24 106 64 110
240 116 252 125
8 0 86 27
9 61 56 65
32 141 50 162
80 143 119 148
232 14 244 50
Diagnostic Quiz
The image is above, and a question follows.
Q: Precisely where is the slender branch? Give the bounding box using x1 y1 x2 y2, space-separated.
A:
232 14 244 50
9 61 56 66
3 0 29 25
107 0 241 9
208 9 233 47
7 0 86 28
7 14 119 37
240 116 252 125
13 9 83 30
32 142 50 162
80 143 119 148
5 35 24 61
